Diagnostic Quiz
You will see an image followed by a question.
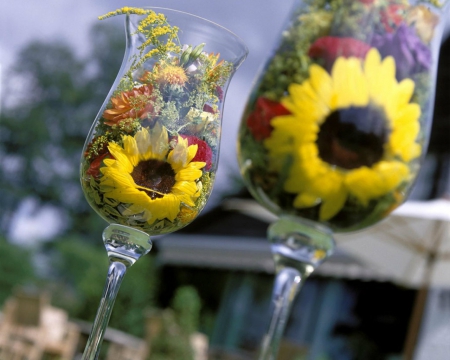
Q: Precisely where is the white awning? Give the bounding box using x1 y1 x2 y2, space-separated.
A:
155 234 393 282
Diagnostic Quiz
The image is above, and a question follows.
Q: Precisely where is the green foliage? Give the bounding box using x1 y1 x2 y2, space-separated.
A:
50 236 108 320
0 21 124 239
171 285 201 335
148 309 195 360
0 236 36 305
50 236 158 337
149 286 202 360
109 253 158 337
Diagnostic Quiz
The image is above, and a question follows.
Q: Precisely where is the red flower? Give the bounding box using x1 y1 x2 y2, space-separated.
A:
203 104 217 114
308 36 372 69
84 138 113 178
86 151 111 178
246 97 290 141
381 4 407 33
216 86 224 101
359 0 375 5
172 135 213 171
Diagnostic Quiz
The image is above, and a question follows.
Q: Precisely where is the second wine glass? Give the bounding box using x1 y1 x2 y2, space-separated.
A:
79 7 247 359
237 0 448 358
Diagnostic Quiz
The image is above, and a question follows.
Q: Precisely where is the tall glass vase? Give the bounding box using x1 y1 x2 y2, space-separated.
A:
237 0 449 358
79 7 247 359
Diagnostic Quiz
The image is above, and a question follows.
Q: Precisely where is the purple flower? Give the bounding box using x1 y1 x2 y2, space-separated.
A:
371 24 432 80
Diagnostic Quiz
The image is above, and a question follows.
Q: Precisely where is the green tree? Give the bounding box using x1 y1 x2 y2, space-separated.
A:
172 285 202 335
0 21 124 239
149 286 202 360
0 236 36 305
50 236 158 337
0 19 161 337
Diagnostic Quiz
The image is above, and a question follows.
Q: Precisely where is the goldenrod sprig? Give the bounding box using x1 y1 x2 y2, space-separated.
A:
98 7 150 20
99 7 183 75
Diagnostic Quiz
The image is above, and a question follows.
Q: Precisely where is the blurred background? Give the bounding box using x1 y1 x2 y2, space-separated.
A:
0 1 449 359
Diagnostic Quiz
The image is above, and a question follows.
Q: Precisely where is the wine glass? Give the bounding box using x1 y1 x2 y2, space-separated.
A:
79 7 247 358
236 0 449 358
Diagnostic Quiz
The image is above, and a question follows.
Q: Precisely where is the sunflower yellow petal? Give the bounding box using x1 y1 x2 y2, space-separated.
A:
319 188 348 221
100 169 135 189
400 143 422 162
269 116 319 144
102 159 116 167
293 193 320 208
345 162 409 205
145 195 181 223
396 79 415 105
344 167 380 205
331 57 353 108
186 145 198 163
171 186 197 207
393 103 421 128
168 137 191 171
149 123 169 160
175 166 204 181
375 161 410 187
283 83 327 122
157 194 181 221
310 170 344 198
122 134 140 166
380 56 396 84
105 187 150 206
135 127 152 159
365 49 395 107
331 57 368 108
309 64 333 106
390 131 422 162
107 143 134 173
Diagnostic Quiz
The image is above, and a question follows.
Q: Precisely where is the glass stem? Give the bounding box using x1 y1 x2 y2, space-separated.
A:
259 216 335 360
258 266 303 360
81 224 152 360
82 261 128 360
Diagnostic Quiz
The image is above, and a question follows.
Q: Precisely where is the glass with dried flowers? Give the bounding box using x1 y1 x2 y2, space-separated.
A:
79 7 247 359
237 0 448 358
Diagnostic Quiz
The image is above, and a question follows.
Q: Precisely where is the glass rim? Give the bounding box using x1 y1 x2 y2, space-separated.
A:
127 6 249 56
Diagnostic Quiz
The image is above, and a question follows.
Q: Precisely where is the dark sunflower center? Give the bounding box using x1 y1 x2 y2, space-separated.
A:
131 159 176 199
316 106 388 170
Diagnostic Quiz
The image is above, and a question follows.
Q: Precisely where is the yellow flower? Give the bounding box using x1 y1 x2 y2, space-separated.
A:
406 5 440 44
183 107 217 134
264 48 421 221
178 206 199 223
99 123 205 224
153 64 188 86
98 7 148 20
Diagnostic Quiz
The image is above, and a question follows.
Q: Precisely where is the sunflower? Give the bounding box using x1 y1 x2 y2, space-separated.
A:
264 48 421 221
99 123 206 224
